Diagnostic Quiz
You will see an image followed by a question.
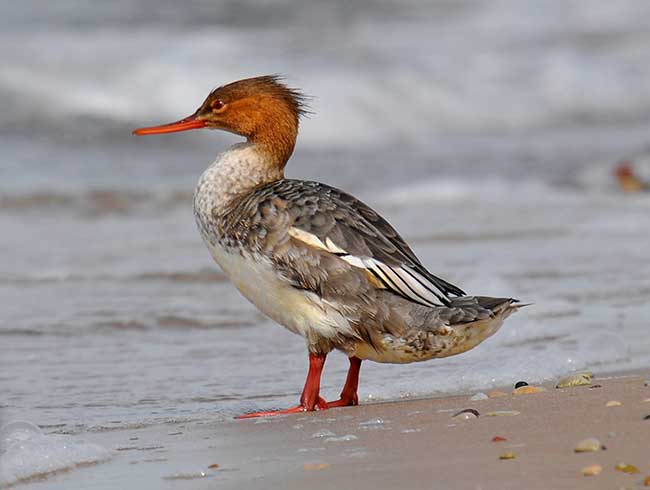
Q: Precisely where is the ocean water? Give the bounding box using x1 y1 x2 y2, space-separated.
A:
2 0 650 475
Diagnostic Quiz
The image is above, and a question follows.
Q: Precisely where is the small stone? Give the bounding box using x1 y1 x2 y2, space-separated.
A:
615 462 640 474
581 464 602 476
492 436 507 442
574 437 603 453
512 385 546 395
643 475 650 486
643 413 650 420
452 409 479 420
488 390 508 398
470 392 489 401
208 464 220 469
514 381 528 389
589 384 602 389
485 410 520 417
606 400 622 407
644 380 650 387
304 463 330 471
499 452 515 460
556 372 592 389
311 429 336 438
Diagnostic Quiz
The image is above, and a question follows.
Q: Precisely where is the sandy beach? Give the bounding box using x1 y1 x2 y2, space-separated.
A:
5 371 647 490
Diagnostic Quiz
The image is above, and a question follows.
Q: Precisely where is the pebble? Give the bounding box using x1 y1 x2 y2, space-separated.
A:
492 436 507 443
208 464 220 469
574 437 603 453
556 372 592 389
452 409 479 420
644 414 650 420
606 400 623 407
512 385 546 395
485 410 520 417
311 429 336 438
470 392 489 401
644 380 650 387
514 381 528 389
615 462 640 474
358 418 385 428
581 464 602 476
499 452 515 460
488 390 508 398
643 475 650 486
304 463 330 471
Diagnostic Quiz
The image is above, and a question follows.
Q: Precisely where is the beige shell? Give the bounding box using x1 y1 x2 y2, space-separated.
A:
499 452 515 460
488 390 508 398
512 385 546 395
605 400 622 407
574 437 603 453
555 372 593 389
615 462 639 474
581 464 602 476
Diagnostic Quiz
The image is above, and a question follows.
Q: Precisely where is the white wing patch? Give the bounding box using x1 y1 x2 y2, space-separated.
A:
288 227 447 307
288 227 331 251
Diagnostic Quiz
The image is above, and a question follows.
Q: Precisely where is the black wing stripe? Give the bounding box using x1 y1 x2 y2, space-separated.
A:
375 263 444 308
399 265 450 304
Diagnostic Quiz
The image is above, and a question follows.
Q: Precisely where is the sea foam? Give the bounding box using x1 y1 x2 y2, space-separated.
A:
0 421 111 486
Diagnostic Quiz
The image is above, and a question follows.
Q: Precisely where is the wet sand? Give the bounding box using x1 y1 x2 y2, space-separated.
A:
18 371 650 490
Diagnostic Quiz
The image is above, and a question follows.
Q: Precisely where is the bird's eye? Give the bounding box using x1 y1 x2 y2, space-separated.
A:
211 99 226 111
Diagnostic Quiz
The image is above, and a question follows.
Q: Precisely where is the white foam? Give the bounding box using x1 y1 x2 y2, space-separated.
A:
4 2 650 149
0 421 111 486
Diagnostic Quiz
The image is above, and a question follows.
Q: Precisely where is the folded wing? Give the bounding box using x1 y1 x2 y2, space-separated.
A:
241 180 466 307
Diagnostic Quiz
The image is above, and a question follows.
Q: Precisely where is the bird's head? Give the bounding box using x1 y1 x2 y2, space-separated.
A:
133 75 309 166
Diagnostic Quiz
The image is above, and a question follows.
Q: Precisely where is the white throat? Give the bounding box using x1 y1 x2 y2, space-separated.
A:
193 142 282 217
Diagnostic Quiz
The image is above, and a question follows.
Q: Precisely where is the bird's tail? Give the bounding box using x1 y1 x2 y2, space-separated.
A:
475 297 530 323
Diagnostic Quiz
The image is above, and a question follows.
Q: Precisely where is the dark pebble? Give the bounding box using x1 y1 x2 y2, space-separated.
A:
643 414 650 421
589 384 602 389
514 381 529 389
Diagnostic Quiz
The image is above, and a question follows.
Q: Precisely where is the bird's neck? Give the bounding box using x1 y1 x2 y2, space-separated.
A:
194 142 284 216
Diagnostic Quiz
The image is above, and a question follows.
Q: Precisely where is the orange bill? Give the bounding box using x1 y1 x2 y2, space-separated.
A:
132 114 205 135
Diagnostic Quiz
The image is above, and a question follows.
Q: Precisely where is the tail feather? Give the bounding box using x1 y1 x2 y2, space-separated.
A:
448 296 528 323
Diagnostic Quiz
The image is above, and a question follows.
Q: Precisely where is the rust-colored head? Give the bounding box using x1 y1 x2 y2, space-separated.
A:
133 75 309 167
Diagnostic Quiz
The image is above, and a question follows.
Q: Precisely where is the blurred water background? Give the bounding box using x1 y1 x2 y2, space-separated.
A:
1 0 650 434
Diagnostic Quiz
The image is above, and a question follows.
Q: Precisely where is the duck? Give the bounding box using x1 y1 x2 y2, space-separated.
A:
133 75 522 418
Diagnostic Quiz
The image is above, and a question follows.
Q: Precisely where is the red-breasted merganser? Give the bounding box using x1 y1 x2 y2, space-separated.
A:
133 75 522 418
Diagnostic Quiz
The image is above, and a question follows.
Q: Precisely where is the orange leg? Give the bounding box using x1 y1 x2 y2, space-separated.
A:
328 357 362 408
237 353 329 419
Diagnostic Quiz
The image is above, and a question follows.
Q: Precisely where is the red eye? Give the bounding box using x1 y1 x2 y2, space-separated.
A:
211 99 225 110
